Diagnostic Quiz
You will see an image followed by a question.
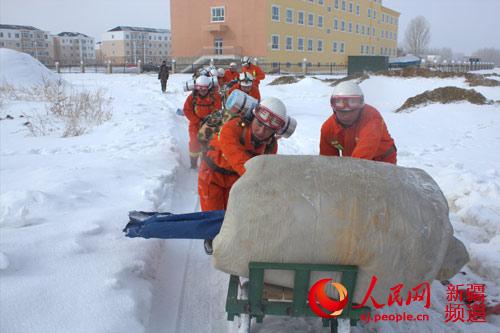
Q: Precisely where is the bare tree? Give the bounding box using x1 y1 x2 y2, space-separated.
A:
405 16 431 57
472 48 500 66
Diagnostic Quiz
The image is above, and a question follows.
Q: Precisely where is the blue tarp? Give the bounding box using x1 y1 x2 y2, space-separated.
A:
123 210 225 240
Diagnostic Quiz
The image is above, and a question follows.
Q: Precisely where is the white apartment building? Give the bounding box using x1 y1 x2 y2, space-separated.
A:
100 26 171 65
53 32 96 65
0 24 52 65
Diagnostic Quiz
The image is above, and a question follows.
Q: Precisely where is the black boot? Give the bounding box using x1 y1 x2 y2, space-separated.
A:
190 155 198 169
204 239 213 255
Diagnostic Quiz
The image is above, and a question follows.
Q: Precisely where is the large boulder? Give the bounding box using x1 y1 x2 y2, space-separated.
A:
213 155 469 303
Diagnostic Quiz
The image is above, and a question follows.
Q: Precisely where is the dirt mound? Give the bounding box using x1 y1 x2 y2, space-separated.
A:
376 67 500 87
268 75 304 85
329 73 370 86
378 67 463 79
465 74 500 87
396 86 492 112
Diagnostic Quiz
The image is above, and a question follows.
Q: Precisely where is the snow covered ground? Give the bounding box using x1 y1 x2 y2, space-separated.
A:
1 51 500 332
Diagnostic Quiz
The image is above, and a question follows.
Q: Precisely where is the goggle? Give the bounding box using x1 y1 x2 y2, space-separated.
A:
330 96 363 112
195 84 210 90
254 105 285 130
240 80 253 87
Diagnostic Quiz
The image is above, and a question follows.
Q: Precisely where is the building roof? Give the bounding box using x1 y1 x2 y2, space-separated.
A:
0 24 43 31
107 26 170 33
57 32 91 38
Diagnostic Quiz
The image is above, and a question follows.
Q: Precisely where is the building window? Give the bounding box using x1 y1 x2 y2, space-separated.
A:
334 18 338 30
307 13 314 26
348 21 352 33
298 37 304 51
333 41 337 53
211 6 225 22
341 20 345 32
349 1 353 13
271 35 280 50
373 10 377 19
360 45 364 54
356 4 360 16
285 36 293 50
340 42 345 53
318 15 323 28
318 0 324 5
307 39 313 52
0 32 3 38
334 0 339 9
356 24 359 34
213 37 223 54
371 46 375 55
286 8 293 23
317 39 323 52
298 11 305 25
368 8 371 18
272 5 280 21
15 33 19 38
342 0 346 11
372 27 375 36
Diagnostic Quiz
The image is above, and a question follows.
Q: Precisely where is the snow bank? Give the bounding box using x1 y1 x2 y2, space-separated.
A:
0 48 62 88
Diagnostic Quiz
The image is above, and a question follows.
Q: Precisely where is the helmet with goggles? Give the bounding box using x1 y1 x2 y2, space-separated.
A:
241 56 251 67
195 75 213 90
330 81 365 112
252 97 297 138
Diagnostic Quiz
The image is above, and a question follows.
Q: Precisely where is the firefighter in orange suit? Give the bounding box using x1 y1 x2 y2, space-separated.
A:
183 75 222 168
228 72 261 101
241 56 265 88
198 97 296 254
320 81 397 164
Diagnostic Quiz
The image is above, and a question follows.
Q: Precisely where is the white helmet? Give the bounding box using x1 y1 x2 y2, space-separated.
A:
253 97 297 138
195 75 213 89
330 81 365 112
217 68 225 77
209 68 219 77
229 62 237 69
241 56 251 66
239 72 254 87
198 67 209 76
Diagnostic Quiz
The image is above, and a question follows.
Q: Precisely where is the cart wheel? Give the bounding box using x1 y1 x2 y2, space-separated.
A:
335 318 351 333
237 280 251 333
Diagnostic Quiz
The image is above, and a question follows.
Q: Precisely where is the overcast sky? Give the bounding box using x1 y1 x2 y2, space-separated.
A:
1 0 499 54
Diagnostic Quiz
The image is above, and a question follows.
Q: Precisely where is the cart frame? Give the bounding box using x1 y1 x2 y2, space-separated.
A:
226 262 370 332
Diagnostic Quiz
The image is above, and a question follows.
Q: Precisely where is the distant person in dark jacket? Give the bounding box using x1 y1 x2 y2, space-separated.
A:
158 61 169 93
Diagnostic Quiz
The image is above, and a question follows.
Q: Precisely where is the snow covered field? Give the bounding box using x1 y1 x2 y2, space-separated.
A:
1 51 500 332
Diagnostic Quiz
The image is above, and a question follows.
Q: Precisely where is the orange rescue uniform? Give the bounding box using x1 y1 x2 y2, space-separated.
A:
228 83 261 101
183 91 222 156
320 104 397 164
198 118 278 211
242 63 265 86
223 69 239 85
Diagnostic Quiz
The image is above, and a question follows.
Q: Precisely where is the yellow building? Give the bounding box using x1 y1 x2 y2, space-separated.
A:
171 0 399 66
